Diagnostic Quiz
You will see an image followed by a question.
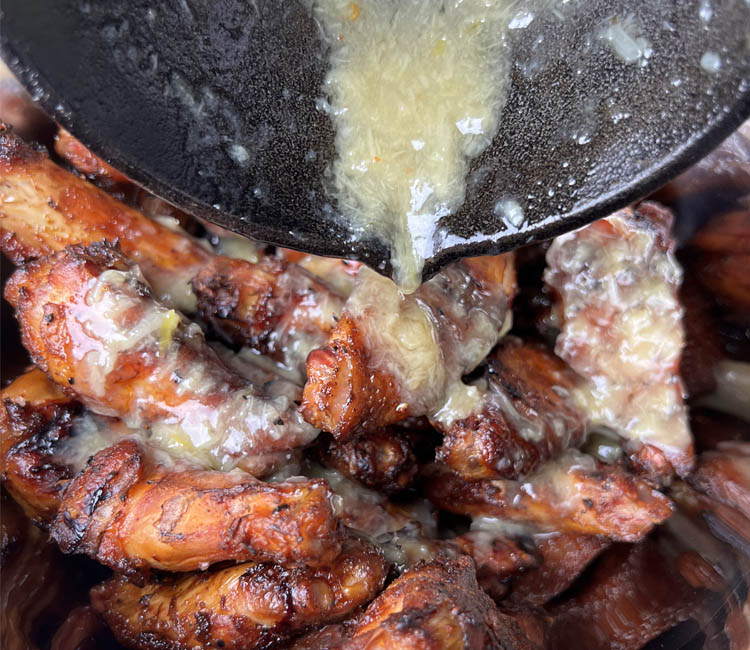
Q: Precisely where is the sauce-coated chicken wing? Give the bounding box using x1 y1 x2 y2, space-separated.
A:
5 243 317 476
428 450 672 541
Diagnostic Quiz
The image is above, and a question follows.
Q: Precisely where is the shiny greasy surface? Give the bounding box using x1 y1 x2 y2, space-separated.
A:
302 254 515 437
4 243 318 476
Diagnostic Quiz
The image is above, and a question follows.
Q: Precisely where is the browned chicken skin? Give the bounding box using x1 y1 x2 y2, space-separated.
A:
508 533 610 606
435 337 586 480
320 556 543 650
4 243 317 476
51 438 341 575
688 209 750 321
313 428 418 494
428 450 673 542
91 536 387 650
1 373 341 575
0 369 78 520
302 255 516 438
0 125 342 375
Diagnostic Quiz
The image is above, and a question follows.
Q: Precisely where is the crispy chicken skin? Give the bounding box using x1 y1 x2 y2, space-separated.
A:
436 337 586 480
314 429 418 494
0 369 78 520
428 451 673 542
545 203 693 478
327 557 542 650
4 243 318 476
509 533 610 605
302 255 516 438
0 125 342 374
51 439 341 575
91 536 387 650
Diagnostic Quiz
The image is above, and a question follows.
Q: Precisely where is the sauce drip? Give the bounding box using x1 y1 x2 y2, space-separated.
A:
312 0 512 290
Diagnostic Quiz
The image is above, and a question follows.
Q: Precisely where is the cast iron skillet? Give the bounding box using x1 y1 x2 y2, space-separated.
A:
2 0 749 281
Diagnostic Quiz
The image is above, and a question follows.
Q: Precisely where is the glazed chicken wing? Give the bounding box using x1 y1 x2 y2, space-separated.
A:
0 125 342 376
428 450 673 542
91 536 387 650
4 243 317 476
302 255 516 438
435 337 586 480
313 428 418 494
544 203 693 478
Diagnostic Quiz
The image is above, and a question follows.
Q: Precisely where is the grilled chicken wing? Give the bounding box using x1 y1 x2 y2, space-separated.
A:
302 255 516 438
435 337 586 480
51 438 340 574
91 536 387 650
5 243 317 476
0 125 342 375
0 369 78 520
428 450 673 542
546 540 705 650
326 556 542 650
545 203 693 478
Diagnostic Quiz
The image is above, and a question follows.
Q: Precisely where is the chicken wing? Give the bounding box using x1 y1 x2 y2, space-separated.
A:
546 540 705 650
0 368 78 520
428 450 673 542
330 556 542 650
5 243 317 476
0 125 342 375
91 536 387 650
302 255 516 438
51 438 340 574
545 203 693 478
435 337 586 480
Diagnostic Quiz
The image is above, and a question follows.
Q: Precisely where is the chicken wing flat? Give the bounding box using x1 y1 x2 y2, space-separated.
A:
91 536 387 650
313 429 418 494
4 243 317 476
0 125 342 375
302 255 516 438
50 438 340 574
545 203 693 478
508 533 610 605
328 556 542 650
0 368 78 520
428 450 673 542
435 337 586 480
546 540 705 650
